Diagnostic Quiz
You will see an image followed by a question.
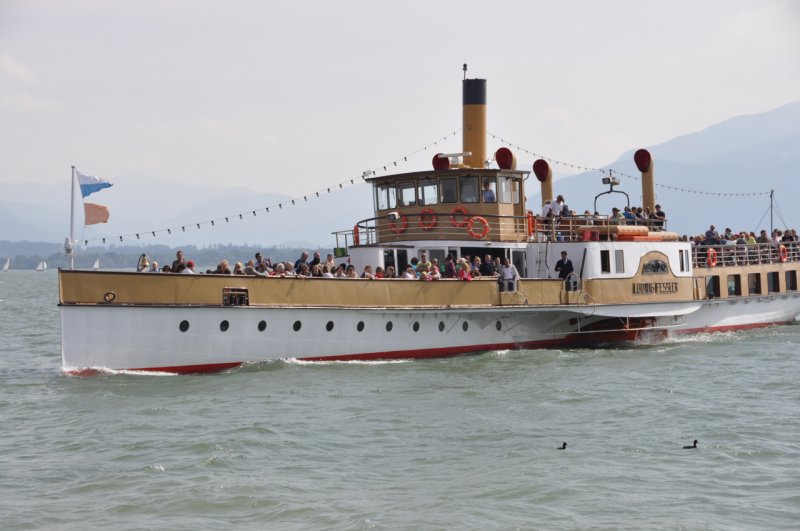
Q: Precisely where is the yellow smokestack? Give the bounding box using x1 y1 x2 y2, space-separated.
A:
462 78 486 169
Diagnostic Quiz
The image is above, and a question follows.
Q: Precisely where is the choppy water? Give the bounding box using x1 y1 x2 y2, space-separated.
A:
1 271 798 529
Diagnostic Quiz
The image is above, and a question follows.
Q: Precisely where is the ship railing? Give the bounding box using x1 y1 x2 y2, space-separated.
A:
351 213 537 244
692 242 799 268
532 215 668 242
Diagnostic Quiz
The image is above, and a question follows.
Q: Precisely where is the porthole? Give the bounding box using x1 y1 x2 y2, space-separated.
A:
293 320 302 332
220 320 229 332
326 321 334 332
462 321 469 332
386 321 393 332
179 320 189 332
496 320 502 331
413 321 420 332
258 320 267 332
357 321 365 332
438 321 445 332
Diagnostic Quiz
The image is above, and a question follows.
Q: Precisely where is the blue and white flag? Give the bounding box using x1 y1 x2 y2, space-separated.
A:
76 170 113 198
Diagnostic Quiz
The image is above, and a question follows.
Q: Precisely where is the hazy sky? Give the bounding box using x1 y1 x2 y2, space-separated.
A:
1 0 798 198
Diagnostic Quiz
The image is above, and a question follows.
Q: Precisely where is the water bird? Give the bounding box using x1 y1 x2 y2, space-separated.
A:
557 442 567 450
683 439 698 449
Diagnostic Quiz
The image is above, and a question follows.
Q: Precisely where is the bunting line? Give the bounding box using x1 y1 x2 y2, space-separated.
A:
487 132 771 198
81 130 462 246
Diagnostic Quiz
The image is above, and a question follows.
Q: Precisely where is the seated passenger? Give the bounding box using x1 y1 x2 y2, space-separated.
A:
233 262 245 275
384 265 396 278
321 265 334 278
361 265 375 279
401 265 416 279
418 264 431 281
374 266 385 279
345 265 358 278
244 260 267 277
149 261 159 273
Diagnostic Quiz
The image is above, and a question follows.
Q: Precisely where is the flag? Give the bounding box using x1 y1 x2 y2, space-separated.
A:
84 203 110 225
77 170 113 198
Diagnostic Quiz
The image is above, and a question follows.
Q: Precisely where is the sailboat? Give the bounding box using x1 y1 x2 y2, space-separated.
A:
92 258 100 270
2 258 9 271
35 261 47 272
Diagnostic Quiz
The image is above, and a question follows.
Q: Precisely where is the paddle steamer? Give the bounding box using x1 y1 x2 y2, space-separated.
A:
58 77 800 374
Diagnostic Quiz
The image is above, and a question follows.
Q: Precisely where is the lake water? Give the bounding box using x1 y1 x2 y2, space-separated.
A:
1 271 798 529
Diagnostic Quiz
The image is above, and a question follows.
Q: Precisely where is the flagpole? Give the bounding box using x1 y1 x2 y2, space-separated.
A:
65 166 76 270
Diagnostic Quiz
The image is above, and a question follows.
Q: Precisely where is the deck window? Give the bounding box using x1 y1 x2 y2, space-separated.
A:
375 183 397 211
418 179 438 206
397 181 416 207
727 275 741 296
439 178 458 203
615 250 625 273
786 271 797 291
600 250 611 273
460 175 480 203
767 271 780 293
748 273 761 295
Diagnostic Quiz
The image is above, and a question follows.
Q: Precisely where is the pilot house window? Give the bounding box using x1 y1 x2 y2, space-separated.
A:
460 175 480 203
418 180 438 206
375 183 397 211
397 181 416 207
496 176 520 204
439 178 457 203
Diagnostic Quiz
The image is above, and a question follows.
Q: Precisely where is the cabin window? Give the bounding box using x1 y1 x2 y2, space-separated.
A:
643 259 668 274
460 175 480 203
418 180 438 206
748 273 761 295
481 177 496 203
727 274 741 296
439 178 458 203
375 183 397 211
222 288 249 306
397 181 416 207
706 276 720 298
383 250 396 271
496 176 519 204
786 271 797 291
600 250 611 273
767 271 780 293
679 250 685 272
396 249 409 272
615 250 625 273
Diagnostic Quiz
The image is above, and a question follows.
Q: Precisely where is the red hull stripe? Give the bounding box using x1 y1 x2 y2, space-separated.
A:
65 361 243 376
676 321 790 334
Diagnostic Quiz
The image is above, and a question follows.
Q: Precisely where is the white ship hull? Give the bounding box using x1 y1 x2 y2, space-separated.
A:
60 302 700 374
676 292 800 333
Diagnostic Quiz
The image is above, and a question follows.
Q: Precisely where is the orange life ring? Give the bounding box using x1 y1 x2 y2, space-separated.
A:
526 211 536 237
778 244 788 262
467 216 491 240
419 208 438 231
388 215 408 234
450 206 469 227
353 225 360 245
706 247 718 267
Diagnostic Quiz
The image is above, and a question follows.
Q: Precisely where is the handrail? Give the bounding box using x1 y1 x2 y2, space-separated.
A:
691 242 799 268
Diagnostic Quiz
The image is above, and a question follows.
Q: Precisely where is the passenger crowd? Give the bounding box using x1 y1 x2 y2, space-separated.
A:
138 250 522 290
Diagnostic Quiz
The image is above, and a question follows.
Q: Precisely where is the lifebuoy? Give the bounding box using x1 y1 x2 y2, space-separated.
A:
778 244 788 262
388 215 408 234
450 206 469 227
526 211 535 237
467 216 491 240
419 208 438 231
353 225 360 245
706 248 718 267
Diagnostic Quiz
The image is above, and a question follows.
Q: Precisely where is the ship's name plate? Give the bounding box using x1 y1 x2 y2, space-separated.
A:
632 281 679 294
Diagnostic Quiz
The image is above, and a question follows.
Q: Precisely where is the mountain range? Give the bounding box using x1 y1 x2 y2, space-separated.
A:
1 101 798 248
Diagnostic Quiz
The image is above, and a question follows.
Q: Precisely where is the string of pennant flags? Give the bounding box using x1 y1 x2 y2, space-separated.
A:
487 132 771 198
81 128 774 246
80 130 461 246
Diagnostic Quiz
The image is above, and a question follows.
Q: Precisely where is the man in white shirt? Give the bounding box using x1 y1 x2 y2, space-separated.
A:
499 257 519 292
181 260 196 274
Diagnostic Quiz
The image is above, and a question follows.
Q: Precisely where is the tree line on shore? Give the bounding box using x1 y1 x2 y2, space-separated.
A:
0 241 324 271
